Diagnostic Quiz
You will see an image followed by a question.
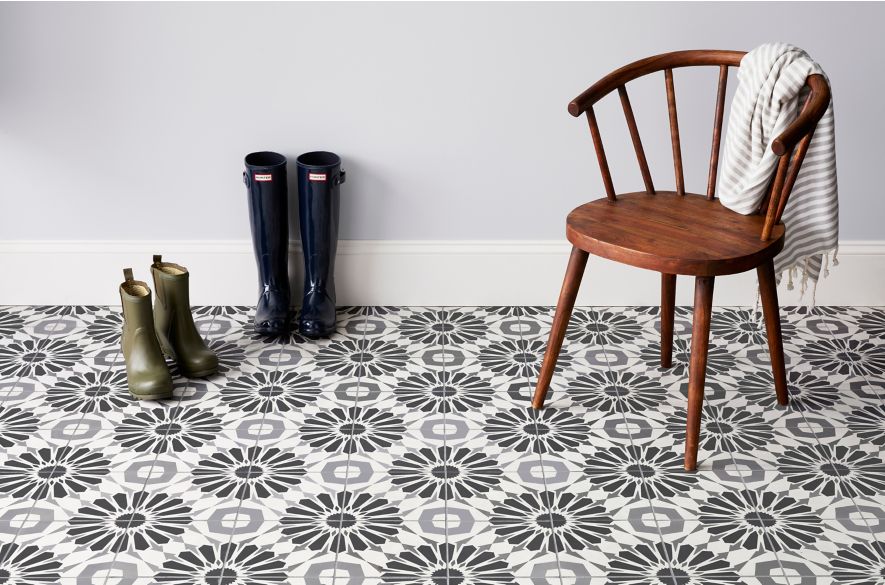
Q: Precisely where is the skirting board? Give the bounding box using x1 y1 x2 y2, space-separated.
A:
0 240 882 307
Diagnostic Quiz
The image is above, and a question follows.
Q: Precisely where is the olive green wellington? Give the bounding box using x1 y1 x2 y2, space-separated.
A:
120 269 174 400
150 255 218 378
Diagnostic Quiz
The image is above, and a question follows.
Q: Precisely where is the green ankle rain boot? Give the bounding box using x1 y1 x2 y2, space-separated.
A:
150 255 218 378
120 269 174 400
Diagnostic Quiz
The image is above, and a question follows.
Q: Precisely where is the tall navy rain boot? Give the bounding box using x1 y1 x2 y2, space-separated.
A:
244 151 291 336
297 151 344 338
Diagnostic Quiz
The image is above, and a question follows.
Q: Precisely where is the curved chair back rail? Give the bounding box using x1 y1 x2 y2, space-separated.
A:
567 50 831 241
568 49 745 115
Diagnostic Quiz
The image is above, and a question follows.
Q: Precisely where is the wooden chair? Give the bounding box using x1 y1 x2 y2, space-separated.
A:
531 50 831 471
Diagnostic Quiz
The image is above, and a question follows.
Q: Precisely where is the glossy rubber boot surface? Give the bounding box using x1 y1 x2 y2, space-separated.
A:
244 151 291 336
151 256 218 378
120 270 173 400
296 151 343 338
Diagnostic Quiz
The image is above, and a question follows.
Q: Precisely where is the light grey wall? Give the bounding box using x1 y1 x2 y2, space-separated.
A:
1 2 883 241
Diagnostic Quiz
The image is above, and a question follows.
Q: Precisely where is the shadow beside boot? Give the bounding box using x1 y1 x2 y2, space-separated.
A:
120 269 173 400
150 255 218 378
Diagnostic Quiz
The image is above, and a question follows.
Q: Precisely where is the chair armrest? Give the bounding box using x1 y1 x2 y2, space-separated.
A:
771 74 830 156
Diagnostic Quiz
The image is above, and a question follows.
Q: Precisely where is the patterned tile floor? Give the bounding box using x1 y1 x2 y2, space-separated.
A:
0 305 883 584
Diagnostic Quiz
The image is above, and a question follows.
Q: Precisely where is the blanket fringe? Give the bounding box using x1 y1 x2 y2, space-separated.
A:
774 246 839 307
753 286 762 326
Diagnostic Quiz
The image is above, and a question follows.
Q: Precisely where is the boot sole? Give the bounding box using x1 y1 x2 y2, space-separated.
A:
159 343 217 379
299 325 335 339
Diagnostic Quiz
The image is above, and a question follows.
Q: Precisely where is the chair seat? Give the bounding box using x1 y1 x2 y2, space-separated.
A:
566 191 785 276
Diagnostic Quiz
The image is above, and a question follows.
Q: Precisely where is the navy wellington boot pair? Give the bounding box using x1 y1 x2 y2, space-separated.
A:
243 151 344 338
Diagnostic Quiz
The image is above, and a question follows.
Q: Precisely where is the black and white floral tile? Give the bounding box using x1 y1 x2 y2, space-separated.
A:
0 304 883 585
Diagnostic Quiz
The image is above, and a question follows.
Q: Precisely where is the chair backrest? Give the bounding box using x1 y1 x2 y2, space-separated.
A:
569 50 831 241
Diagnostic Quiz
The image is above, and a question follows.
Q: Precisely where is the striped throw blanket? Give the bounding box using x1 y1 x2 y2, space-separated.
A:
718 43 838 296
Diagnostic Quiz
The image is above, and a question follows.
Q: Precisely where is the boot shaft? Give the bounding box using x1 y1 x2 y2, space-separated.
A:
150 256 198 341
244 151 290 281
120 269 156 352
296 151 343 290
150 256 191 318
296 151 343 338
244 151 291 335
150 256 218 378
119 268 173 400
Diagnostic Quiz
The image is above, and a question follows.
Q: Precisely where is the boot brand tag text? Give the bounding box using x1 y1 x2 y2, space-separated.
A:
254 174 273 182
309 173 327 182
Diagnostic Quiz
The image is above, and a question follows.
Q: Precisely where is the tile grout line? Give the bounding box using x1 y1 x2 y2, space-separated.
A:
0 305 122 568
1 307 92 560
587 306 678 583
681 305 875 581
741 307 877 583
690 306 795 584
676 305 824 582
651 305 834 581
325 306 421 582
101 307 221 585
213 310 317 582
1 306 75 406
850 306 885 403
799 307 881 550
678 304 885 581
329 307 371 585
517 307 564 585
749 306 882 553
750 305 851 582
749 304 882 579
439 308 450 585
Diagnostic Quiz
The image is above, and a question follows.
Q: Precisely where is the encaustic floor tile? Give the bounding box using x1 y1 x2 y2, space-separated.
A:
0 304 881 583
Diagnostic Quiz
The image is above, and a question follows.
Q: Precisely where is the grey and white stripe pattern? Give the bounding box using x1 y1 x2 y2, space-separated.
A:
718 43 838 294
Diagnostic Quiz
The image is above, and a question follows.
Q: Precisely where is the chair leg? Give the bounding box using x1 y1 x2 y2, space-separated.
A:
685 275 714 471
661 273 676 367
532 246 589 409
757 259 789 406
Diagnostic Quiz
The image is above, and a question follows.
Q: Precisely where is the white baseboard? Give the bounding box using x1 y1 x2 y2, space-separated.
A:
0 240 882 307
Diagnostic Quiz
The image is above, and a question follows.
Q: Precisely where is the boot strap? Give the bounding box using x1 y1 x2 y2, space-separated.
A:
123 268 134 282
153 254 162 265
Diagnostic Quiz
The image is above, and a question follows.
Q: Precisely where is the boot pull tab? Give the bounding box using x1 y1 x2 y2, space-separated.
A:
335 170 346 186
123 268 134 282
152 258 168 310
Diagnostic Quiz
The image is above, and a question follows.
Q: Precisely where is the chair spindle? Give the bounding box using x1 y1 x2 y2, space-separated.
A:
617 85 655 194
761 88 817 238
707 65 729 200
586 107 617 201
761 153 790 241
665 68 685 196
774 131 814 224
